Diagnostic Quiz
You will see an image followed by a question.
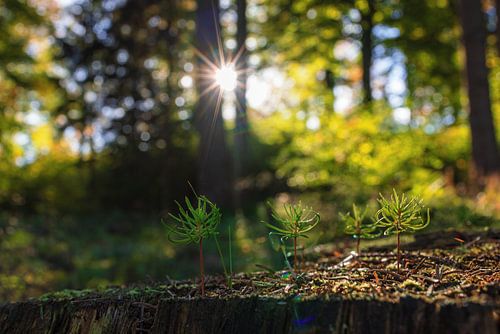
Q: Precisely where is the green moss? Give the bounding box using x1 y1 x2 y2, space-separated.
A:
400 279 424 291
38 289 94 302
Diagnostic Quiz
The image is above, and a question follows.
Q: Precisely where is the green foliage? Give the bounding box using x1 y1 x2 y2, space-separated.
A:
263 202 320 271
164 193 223 295
165 196 221 244
373 189 430 271
374 189 430 236
341 204 380 240
262 202 320 240
0 0 61 161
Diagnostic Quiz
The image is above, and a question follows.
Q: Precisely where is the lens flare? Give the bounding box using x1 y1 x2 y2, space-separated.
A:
214 65 237 91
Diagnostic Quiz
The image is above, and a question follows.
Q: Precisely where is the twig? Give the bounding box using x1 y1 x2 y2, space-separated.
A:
324 276 350 280
411 258 427 274
411 274 440 284
334 251 357 269
464 236 481 248
441 269 464 278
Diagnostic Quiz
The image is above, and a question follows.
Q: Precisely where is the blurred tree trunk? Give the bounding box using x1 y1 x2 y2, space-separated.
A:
497 0 500 55
234 0 249 205
360 0 374 104
458 0 500 186
158 4 177 211
195 0 233 208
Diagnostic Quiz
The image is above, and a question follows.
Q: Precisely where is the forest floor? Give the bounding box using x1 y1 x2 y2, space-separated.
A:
36 230 499 306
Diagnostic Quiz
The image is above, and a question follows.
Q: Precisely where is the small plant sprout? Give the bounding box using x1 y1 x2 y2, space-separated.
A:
341 204 380 255
214 225 233 289
164 194 221 297
374 189 430 272
262 202 320 272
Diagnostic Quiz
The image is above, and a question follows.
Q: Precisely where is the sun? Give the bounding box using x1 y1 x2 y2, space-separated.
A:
214 65 238 92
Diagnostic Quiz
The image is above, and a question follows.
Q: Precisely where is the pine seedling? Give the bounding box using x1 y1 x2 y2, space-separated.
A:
373 189 430 272
262 202 320 271
341 204 380 255
164 194 221 297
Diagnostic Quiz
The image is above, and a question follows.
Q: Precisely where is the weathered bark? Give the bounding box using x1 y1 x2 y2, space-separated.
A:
0 296 497 333
458 0 500 183
360 0 375 104
195 0 233 208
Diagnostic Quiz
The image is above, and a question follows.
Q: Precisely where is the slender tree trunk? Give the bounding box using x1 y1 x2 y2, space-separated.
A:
195 0 233 208
158 10 176 211
360 0 374 104
458 0 500 185
236 0 248 140
234 0 249 207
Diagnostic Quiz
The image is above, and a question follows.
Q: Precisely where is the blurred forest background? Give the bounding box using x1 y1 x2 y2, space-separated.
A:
0 0 499 301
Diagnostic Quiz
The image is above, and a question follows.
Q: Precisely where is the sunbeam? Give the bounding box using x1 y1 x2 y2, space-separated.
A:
215 65 237 91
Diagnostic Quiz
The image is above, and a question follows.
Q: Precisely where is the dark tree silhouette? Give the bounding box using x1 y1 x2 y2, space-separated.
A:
458 0 500 185
234 0 249 178
195 0 233 208
360 0 374 104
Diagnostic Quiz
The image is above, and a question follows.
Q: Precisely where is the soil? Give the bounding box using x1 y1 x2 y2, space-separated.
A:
42 230 497 303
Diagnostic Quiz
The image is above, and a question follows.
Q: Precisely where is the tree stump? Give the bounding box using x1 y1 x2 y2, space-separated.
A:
0 295 497 333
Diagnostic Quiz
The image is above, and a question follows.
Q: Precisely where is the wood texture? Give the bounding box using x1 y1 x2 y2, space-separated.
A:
1 295 497 333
